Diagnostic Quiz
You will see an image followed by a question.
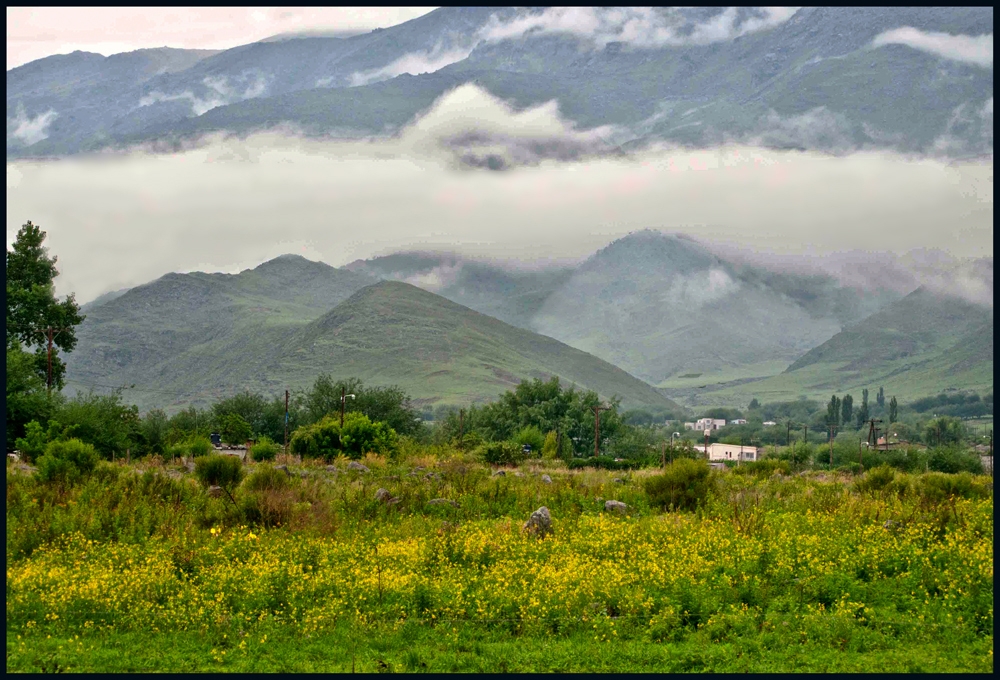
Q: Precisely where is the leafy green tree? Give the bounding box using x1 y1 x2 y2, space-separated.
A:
167 406 213 444
6 220 84 389
888 396 898 424
303 375 420 436
6 346 59 450
748 398 760 410
14 420 49 462
250 436 279 462
923 416 965 447
139 409 169 456
856 389 870 429
290 412 397 460
826 395 841 428
50 390 140 460
841 394 854 429
514 426 545 455
220 413 253 447
876 386 885 409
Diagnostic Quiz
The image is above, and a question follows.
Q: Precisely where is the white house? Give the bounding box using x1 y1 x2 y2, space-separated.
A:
694 443 759 462
694 418 726 431
683 422 698 430
763 421 777 426
730 419 748 425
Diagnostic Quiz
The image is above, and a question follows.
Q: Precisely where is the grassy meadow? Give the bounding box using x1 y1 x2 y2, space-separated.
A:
6 450 993 673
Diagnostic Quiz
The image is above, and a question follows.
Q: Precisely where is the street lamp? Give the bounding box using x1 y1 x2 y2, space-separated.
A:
340 389 356 428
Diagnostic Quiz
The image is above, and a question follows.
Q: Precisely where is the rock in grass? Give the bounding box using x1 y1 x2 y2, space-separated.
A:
325 465 338 474
375 488 400 505
275 465 291 476
427 498 459 507
492 470 506 477
541 474 552 484
523 506 552 537
348 462 370 473
208 486 224 498
613 477 626 484
604 500 627 514
424 472 442 481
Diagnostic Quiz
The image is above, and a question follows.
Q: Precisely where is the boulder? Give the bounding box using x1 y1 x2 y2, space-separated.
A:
325 465 338 474
208 486 224 498
541 474 552 484
424 472 442 481
375 488 400 505
427 498 459 507
604 500 627 514
348 462 370 472
613 477 626 484
492 470 506 477
523 506 552 537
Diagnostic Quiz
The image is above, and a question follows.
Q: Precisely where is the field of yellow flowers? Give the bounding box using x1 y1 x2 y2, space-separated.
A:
6 454 994 672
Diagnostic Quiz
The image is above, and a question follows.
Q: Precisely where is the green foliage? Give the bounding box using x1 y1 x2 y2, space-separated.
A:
856 389 870 429
541 430 573 462
242 464 290 493
166 407 213 444
909 391 992 418
889 396 898 423
187 437 214 458
219 413 253 447
303 375 421 436
250 436 280 462
5 220 84 390
567 456 658 470
732 458 790 478
917 472 991 504
290 412 397 460
14 420 49 463
35 438 99 484
825 394 841 428
477 441 525 466
514 426 545 455
139 409 169 456
644 458 714 511
853 465 897 495
50 391 140 460
928 446 983 474
923 417 965 448
841 394 854 427
194 454 245 491
6 345 59 451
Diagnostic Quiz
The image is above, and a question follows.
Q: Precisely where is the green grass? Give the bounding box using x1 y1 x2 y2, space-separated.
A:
6 452 993 673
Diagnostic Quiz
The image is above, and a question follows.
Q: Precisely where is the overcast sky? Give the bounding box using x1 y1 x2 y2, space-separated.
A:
6 7 436 70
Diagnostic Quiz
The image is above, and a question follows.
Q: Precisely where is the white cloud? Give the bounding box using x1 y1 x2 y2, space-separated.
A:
349 41 475 87
8 105 58 146
872 27 993 67
139 72 268 116
6 84 992 305
478 7 800 49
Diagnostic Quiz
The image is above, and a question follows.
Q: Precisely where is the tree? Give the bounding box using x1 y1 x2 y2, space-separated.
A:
748 398 761 410
856 389 870 429
826 395 841 428
6 346 59 450
888 396 898 424
923 416 964 447
303 375 419 436
6 221 84 389
876 386 885 409
51 390 141 460
220 413 252 447
841 394 853 429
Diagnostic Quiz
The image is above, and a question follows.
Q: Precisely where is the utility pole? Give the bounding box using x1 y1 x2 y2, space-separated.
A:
341 387 346 428
458 409 465 449
787 422 793 448
704 429 710 461
829 425 836 467
661 441 666 468
803 425 808 445
592 404 608 457
283 390 289 455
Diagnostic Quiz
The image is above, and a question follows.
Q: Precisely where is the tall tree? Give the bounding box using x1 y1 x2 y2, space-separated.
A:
888 396 898 424
876 386 885 409
856 388 870 429
826 394 841 428
6 220 84 388
841 394 854 428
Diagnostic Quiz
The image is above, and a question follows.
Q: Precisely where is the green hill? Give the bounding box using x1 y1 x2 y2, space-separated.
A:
669 288 993 408
66 263 680 413
271 281 681 410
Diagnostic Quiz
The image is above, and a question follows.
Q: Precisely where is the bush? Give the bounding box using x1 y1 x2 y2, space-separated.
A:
732 458 790 478
917 472 990 505
477 441 526 466
242 464 290 493
854 465 896 494
928 447 983 474
251 436 280 462
514 426 545 456
567 456 658 471
187 436 214 458
644 458 714 512
219 413 253 447
290 413 398 461
541 431 573 462
13 420 48 463
194 454 245 491
35 438 100 485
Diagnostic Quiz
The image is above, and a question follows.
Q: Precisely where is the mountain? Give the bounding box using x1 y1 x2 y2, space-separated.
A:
64 257 681 413
270 281 682 409
346 231 901 388
8 7 993 158
671 287 994 407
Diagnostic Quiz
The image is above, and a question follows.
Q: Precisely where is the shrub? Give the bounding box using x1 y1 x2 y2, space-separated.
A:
917 472 989 505
251 436 280 462
194 454 245 491
732 458 790 478
854 465 896 495
165 442 188 462
514 426 545 456
478 441 526 466
242 464 290 493
644 458 714 511
567 456 658 471
35 438 100 485
13 420 48 463
928 447 983 474
290 413 398 461
187 436 214 458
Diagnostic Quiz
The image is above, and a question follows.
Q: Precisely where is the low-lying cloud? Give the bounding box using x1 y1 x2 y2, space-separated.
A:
349 42 475 87
478 7 800 49
139 72 269 116
872 27 993 67
6 84 992 307
8 105 58 146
